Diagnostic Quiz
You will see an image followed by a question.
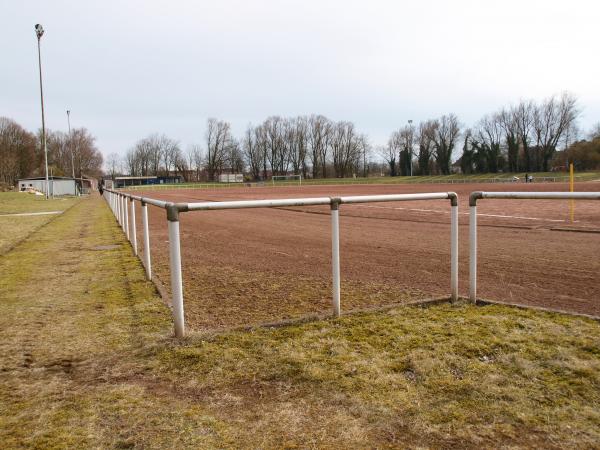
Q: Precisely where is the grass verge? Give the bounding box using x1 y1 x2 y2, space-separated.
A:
0 194 599 448
0 192 81 253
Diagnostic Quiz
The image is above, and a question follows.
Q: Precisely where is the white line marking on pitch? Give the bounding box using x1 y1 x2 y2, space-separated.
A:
474 213 564 222
350 204 566 222
0 211 63 217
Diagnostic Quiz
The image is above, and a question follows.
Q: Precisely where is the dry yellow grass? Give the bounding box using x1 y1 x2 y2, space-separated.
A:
0 192 80 253
0 194 599 448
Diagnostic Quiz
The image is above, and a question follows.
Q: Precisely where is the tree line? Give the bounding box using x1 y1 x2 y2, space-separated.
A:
382 93 583 176
118 92 596 182
118 115 371 182
0 116 103 187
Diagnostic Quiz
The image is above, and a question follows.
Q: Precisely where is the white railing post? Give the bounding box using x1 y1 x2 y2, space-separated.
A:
119 195 125 229
331 199 341 317
141 201 152 280
130 198 137 255
118 194 122 226
124 196 129 237
450 202 458 301
469 204 477 303
167 205 185 338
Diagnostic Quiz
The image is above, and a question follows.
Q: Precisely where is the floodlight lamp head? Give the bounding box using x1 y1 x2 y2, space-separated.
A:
35 24 44 39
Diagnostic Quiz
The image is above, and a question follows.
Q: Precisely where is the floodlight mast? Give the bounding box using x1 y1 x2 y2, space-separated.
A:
35 24 50 199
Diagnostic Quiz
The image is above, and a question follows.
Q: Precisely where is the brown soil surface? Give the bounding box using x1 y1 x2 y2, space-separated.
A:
130 182 600 329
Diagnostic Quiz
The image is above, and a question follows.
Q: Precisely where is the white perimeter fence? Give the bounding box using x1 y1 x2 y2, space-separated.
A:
103 189 459 338
104 188 600 338
468 191 600 302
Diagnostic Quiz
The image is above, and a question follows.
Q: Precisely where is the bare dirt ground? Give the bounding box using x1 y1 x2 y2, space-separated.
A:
130 182 600 329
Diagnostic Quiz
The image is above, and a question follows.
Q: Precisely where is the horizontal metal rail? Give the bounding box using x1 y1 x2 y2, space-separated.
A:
104 189 459 338
468 191 600 303
469 191 600 205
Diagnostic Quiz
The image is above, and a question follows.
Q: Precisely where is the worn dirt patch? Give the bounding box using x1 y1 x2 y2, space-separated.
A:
128 181 600 328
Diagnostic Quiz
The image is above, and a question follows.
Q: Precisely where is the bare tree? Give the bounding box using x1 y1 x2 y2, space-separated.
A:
106 153 121 178
416 120 435 175
0 117 37 185
533 93 579 171
289 116 309 177
205 118 234 181
459 129 475 174
68 128 103 178
431 114 460 175
514 100 535 172
308 115 330 179
330 121 361 177
498 108 520 172
159 135 180 177
358 134 371 177
242 124 261 180
397 125 415 176
471 114 503 173
382 132 402 176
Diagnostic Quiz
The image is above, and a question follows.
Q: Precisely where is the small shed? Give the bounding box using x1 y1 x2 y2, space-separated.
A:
17 177 78 196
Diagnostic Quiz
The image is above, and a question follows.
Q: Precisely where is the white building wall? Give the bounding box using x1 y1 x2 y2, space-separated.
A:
18 179 77 196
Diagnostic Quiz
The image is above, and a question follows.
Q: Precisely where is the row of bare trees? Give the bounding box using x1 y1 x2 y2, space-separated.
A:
381 93 580 176
117 93 587 181
117 134 184 179
120 115 372 181
241 115 369 181
461 93 579 173
0 116 103 187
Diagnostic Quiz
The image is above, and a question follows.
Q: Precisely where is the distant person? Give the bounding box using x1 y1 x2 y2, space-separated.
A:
528 175 533 183
525 173 528 183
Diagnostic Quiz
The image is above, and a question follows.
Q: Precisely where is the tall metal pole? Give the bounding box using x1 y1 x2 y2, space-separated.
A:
35 24 49 200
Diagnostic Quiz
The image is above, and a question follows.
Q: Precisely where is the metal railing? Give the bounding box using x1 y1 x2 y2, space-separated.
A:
104 189 459 338
117 174 597 192
468 191 600 302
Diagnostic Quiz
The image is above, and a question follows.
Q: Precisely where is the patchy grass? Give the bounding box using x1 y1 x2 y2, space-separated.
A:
151 261 430 330
0 215 54 254
0 192 80 253
1 194 599 448
0 192 80 214
153 304 600 448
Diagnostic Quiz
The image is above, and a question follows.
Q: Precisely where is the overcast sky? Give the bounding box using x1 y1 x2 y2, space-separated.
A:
2 0 599 163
